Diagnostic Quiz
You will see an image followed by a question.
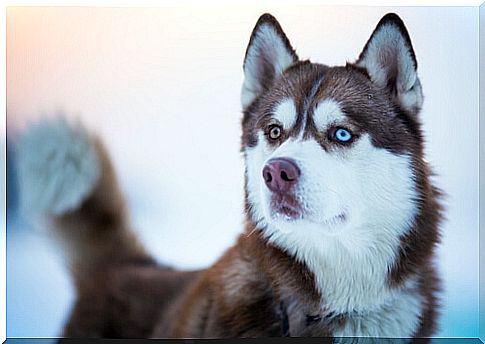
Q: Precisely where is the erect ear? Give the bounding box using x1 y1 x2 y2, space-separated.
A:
356 13 423 114
241 13 298 109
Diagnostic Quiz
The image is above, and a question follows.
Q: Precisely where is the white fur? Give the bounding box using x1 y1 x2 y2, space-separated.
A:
273 98 297 130
357 23 423 112
17 118 100 216
245 131 272 230
244 129 421 336
313 98 346 131
241 24 296 109
333 277 422 338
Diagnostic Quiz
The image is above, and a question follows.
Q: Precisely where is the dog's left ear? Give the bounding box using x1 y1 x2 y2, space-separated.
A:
356 13 423 114
241 14 298 109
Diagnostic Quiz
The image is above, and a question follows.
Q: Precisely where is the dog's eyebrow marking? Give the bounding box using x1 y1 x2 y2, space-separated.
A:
313 98 345 131
273 98 297 130
299 76 326 139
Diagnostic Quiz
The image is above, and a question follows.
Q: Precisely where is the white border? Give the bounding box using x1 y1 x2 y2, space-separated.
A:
2 4 7 343
3 1 485 7
2 2 482 342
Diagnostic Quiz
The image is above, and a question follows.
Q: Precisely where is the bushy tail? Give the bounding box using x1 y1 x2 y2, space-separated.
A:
16 118 152 285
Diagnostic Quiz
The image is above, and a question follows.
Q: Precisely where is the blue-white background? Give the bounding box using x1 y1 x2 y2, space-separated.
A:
6 6 479 338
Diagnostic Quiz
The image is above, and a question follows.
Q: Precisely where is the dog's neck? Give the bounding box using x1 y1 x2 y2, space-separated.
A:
247 218 414 315
243 222 424 337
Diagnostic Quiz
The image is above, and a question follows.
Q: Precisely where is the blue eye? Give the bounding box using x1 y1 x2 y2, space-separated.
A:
334 128 353 142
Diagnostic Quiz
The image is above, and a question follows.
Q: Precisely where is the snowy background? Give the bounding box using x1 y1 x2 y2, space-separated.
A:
6 6 479 338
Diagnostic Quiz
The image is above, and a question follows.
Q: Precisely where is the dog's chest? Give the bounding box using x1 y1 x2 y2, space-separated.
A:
283 284 422 337
314 259 422 337
330 287 423 338
272 236 423 337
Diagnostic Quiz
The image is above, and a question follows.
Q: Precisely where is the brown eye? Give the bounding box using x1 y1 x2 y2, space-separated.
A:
268 125 282 140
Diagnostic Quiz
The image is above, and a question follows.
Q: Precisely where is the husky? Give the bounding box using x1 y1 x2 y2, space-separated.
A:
16 13 442 339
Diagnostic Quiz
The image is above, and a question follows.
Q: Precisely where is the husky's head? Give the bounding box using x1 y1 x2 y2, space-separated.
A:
242 14 427 256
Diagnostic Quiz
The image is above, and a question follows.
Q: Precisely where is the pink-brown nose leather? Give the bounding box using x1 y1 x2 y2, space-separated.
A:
262 157 300 193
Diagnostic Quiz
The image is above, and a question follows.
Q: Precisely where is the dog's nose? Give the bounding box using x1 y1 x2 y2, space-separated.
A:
262 158 300 193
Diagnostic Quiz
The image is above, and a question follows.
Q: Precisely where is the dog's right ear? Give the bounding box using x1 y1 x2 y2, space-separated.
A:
241 14 298 109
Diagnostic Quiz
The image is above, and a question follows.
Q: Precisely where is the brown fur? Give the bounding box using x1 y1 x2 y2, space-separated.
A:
47 13 441 339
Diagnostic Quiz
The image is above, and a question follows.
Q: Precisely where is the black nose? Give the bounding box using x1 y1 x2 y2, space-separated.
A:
262 157 300 193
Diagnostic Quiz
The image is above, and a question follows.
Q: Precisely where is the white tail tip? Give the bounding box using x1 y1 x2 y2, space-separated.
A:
16 118 101 216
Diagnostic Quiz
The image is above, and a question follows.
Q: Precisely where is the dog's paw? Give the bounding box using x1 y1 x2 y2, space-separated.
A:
16 117 101 216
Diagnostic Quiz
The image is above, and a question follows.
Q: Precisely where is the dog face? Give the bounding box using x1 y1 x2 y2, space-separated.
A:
241 14 424 252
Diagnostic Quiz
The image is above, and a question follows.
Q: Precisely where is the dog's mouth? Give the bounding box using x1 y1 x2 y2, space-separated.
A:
269 194 304 221
268 194 348 228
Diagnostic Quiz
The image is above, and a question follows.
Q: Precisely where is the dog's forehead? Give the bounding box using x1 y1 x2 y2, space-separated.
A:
286 64 373 106
268 63 377 127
